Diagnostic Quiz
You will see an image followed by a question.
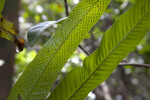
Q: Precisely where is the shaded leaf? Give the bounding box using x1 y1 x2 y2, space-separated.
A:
8 0 111 99
27 17 67 46
48 0 150 100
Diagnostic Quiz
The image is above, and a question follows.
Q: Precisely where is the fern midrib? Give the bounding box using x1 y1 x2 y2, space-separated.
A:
68 10 150 100
26 1 99 99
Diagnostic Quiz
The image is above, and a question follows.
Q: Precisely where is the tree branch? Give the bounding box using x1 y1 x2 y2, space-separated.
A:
78 45 90 55
63 0 90 56
118 63 150 68
64 0 69 16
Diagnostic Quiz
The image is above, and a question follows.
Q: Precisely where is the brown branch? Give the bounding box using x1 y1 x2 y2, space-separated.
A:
64 0 69 16
63 0 90 56
78 45 90 56
118 63 150 68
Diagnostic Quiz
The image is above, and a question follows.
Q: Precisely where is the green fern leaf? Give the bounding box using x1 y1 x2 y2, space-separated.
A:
8 0 111 100
48 0 150 100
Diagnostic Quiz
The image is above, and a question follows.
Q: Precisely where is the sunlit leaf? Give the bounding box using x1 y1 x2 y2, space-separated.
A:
27 17 67 46
0 0 5 13
0 15 25 51
8 0 111 99
0 15 18 35
48 0 150 99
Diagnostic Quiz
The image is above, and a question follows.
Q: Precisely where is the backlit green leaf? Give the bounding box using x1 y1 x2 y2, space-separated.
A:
8 0 111 100
48 0 150 99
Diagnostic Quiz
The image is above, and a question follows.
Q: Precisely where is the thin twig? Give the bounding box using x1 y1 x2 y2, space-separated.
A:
64 0 69 16
63 0 90 56
78 45 90 55
118 63 150 68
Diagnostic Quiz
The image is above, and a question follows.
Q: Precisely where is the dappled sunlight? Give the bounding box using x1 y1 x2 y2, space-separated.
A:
0 59 5 67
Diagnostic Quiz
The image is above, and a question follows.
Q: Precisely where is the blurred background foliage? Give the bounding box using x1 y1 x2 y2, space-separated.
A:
14 0 150 100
